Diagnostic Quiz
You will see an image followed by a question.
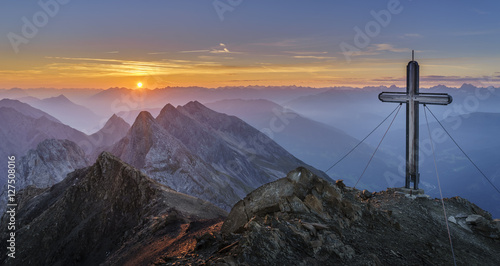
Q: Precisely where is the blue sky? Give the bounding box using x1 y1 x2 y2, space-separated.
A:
1 0 499 88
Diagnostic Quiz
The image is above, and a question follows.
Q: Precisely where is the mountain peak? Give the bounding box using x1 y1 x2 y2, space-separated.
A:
131 111 156 130
136 110 155 121
105 113 129 127
114 110 167 169
55 94 68 99
182 100 209 112
157 103 177 118
97 151 119 163
460 83 477 90
44 94 71 103
94 151 137 181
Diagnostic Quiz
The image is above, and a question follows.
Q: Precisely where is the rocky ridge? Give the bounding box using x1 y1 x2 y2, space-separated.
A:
162 168 500 265
0 152 226 266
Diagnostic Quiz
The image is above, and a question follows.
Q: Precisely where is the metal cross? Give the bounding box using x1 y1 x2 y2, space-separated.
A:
378 51 452 190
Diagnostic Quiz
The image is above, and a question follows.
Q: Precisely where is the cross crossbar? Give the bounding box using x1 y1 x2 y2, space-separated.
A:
379 92 452 105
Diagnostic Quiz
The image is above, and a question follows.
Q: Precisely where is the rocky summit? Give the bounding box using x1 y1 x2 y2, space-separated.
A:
0 152 226 266
163 167 500 265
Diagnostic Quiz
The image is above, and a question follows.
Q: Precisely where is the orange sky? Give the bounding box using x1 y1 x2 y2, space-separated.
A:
1 1 499 90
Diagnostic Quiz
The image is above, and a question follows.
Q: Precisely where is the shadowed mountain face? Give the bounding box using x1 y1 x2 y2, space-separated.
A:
111 101 330 210
0 152 226 266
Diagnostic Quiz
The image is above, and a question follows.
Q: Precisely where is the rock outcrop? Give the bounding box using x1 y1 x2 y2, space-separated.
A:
166 167 500 265
0 152 226 266
16 139 89 189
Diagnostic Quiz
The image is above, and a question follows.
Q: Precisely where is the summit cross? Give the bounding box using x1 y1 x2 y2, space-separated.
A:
378 51 452 190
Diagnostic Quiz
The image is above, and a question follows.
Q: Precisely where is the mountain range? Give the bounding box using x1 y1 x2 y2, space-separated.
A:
1 85 499 217
110 101 329 210
0 85 499 265
0 96 328 212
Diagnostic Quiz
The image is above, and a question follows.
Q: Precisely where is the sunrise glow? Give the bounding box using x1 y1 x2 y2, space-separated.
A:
0 2 499 89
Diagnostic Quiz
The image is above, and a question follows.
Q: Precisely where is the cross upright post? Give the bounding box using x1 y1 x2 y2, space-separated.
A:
378 51 452 190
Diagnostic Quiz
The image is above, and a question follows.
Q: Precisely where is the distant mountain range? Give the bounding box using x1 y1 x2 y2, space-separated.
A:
0 98 61 123
18 95 104 133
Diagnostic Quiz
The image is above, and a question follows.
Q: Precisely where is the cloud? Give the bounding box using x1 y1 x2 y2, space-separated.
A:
474 8 490 15
450 29 499 36
373 44 411 53
423 75 500 83
37 55 337 79
373 75 500 85
210 47 231 54
293 56 336 60
180 49 211 53
209 43 243 54
340 44 412 59
40 56 223 77
148 52 167 55
198 55 217 60
250 39 300 47
401 33 422 39
181 43 242 55
284 51 328 55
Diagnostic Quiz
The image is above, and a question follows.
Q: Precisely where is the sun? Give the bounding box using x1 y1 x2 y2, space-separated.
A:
137 82 143 88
